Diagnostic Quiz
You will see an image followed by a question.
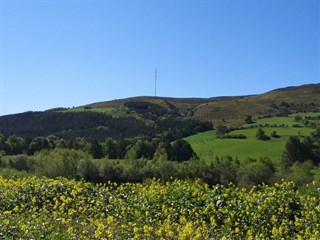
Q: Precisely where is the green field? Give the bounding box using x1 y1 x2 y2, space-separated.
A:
63 107 114 114
185 115 317 162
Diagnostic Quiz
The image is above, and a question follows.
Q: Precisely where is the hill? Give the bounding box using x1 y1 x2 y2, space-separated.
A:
0 83 319 139
83 83 320 126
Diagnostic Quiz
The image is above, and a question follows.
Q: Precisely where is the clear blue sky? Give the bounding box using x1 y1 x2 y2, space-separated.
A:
0 0 319 115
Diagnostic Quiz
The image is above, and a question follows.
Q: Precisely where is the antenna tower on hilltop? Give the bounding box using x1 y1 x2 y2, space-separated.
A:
155 68 157 96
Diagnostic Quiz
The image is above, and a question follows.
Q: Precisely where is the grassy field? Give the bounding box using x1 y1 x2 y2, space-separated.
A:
185 114 317 162
254 113 320 126
63 107 114 114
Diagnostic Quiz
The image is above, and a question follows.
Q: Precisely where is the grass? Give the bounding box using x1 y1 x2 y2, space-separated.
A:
253 113 320 127
185 114 317 162
253 117 294 126
63 107 114 114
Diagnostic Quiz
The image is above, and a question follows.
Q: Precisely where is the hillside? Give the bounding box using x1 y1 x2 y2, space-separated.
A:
84 83 320 126
185 113 318 161
0 83 319 139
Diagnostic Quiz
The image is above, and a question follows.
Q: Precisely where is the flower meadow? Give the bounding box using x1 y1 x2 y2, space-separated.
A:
0 177 319 239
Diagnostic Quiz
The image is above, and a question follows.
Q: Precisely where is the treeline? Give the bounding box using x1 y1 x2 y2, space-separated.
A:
1 127 319 190
0 111 212 141
0 148 318 191
0 133 197 162
269 102 320 117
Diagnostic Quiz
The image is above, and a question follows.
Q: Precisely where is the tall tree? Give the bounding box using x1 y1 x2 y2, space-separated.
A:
170 140 195 162
90 140 103 159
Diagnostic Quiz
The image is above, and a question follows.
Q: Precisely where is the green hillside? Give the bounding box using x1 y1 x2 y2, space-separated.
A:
81 83 320 126
0 83 319 143
185 114 318 161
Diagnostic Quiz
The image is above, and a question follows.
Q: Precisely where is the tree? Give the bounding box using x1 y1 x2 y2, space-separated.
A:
213 156 239 186
309 126 320 164
28 137 49 155
256 128 270 141
0 134 9 154
216 125 228 138
270 130 280 138
56 139 67 149
90 140 103 159
170 140 195 162
152 142 168 162
237 161 274 188
244 115 254 124
77 158 100 182
6 135 25 155
283 136 306 163
287 161 314 188
294 115 302 122
125 140 155 160
103 138 118 159
73 138 90 152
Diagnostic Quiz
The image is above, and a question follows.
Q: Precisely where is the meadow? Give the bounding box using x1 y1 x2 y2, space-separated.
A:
0 176 319 239
185 114 317 162
63 107 114 114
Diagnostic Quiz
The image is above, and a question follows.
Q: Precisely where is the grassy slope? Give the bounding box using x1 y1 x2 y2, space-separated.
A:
78 83 320 126
63 107 114 114
185 114 316 162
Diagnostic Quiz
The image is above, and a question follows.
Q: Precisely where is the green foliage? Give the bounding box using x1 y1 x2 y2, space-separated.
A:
170 140 195 162
216 125 229 138
76 158 100 182
237 160 274 188
244 115 254 124
103 138 118 159
125 140 155 160
34 149 90 179
294 114 302 122
152 142 168 162
287 161 314 187
6 135 25 155
283 136 306 164
0 168 31 179
98 159 125 183
90 140 103 159
256 128 271 141
270 130 280 138
28 137 49 155
212 156 240 186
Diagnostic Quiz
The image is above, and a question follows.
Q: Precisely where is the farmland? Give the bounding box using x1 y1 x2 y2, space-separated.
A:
185 114 318 161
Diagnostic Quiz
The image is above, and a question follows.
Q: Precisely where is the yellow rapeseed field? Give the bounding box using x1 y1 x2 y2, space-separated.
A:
0 176 319 239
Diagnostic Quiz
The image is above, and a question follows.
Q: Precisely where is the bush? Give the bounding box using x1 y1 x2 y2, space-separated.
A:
224 134 247 139
237 161 274 188
270 130 280 138
256 128 271 141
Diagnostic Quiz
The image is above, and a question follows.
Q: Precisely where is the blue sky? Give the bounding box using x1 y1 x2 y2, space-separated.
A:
0 0 319 115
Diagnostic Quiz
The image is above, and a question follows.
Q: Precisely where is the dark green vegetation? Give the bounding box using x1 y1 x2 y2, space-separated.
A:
0 83 319 189
0 111 211 141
